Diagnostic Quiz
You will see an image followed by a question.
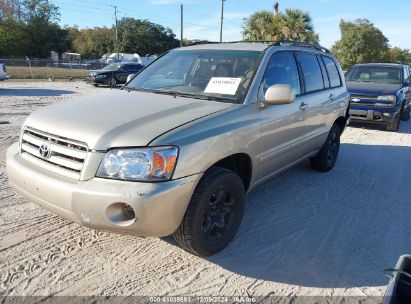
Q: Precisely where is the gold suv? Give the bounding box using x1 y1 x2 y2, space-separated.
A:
7 41 350 256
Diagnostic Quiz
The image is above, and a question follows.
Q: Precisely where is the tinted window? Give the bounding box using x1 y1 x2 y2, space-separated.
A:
296 53 324 92
261 52 301 95
317 55 330 88
322 56 341 87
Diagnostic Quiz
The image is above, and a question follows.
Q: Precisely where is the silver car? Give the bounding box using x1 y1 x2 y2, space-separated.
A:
6 41 350 256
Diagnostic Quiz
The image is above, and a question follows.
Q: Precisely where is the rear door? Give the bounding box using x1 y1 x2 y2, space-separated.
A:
257 51 310 181
295 53 343 153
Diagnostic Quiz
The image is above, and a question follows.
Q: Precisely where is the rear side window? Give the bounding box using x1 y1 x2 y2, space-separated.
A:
296 53 324 93
261 52 301 95
322 56 342 88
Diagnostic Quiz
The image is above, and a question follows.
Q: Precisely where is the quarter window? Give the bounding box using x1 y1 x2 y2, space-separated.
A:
261 52 301 95
296 53 324 92
322 56 342 88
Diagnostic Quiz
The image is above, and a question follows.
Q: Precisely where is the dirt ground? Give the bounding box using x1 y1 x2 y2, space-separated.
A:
1 81 410 298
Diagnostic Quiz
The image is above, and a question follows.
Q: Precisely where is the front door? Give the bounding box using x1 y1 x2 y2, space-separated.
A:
257 51 309 182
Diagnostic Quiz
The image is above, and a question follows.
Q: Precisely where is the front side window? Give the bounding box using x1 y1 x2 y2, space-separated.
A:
322 56 342 88
296 53 324 93
260 52 301 96
345 66 403 84
126 50 262 103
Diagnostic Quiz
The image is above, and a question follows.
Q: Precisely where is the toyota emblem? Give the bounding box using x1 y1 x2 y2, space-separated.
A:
39 144 51 159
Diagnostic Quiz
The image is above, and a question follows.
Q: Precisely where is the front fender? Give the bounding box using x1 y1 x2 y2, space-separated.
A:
150 104 261 185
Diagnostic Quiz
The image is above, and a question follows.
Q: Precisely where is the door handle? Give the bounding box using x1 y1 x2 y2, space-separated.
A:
299 102 309 111
329 93 335 100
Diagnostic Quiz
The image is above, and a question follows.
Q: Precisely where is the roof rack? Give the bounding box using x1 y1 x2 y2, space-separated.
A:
359 61 404 65
185 40 330 53
230 40 330 53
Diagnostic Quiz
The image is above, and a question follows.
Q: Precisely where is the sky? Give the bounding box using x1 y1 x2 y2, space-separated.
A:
54 0 411 50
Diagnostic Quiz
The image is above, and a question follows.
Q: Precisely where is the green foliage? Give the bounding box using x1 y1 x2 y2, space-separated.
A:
117 18 179 55
331 19 389 69
0 0 178 59
242 8 319 43
0 0 69 58
384 47 411 65
68 26 114 59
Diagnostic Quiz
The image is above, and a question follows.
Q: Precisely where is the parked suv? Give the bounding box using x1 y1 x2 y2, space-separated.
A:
346 63 411 131
0 63 9 80
7 41 349 256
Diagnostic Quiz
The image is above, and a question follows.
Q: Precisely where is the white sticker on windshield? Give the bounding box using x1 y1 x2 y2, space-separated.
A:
204 77 242 95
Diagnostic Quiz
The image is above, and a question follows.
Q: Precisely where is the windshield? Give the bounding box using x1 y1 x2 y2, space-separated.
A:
126 50 262 103
102 63 122 70
345 66 403 84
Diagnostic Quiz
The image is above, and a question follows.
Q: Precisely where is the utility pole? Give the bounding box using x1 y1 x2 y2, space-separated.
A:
220 0 225 43
114 5 119 59
180 4 183 47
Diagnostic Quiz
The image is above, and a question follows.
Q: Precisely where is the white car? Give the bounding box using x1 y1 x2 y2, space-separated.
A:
0 63 9 80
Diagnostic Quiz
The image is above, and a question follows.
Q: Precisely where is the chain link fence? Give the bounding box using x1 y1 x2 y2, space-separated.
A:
0 58 93 80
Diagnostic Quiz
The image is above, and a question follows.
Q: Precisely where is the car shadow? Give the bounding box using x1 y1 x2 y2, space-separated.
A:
165 142 411 288
349 120 411 134
0 88 76 97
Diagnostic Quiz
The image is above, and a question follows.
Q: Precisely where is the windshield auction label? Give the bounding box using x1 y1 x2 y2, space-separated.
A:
204 77 242 95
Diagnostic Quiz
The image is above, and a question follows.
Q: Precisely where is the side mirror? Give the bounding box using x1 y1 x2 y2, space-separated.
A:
263 84 295 106
126 74 135 83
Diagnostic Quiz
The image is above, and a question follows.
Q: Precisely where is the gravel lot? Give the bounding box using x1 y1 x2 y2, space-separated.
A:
1 81 410 298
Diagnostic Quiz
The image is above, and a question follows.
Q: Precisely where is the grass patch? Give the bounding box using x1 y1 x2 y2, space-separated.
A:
7 66 88 80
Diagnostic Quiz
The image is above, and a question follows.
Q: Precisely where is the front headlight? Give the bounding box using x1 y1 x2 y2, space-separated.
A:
377 95 396 103
96 146 178 182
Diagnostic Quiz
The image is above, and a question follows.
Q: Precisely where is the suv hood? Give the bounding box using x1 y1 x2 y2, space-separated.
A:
347 81 402 96
23 90 233 150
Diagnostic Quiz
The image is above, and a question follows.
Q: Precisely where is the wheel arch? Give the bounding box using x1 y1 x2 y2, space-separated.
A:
206 153 253 192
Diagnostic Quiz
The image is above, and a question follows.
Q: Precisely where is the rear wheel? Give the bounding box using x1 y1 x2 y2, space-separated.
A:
310 124 341 172
173 167 245 256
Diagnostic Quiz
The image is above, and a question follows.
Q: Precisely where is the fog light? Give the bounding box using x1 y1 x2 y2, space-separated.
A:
106 203 136 226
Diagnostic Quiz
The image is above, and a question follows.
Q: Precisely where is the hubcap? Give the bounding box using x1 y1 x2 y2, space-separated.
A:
201 186 236 241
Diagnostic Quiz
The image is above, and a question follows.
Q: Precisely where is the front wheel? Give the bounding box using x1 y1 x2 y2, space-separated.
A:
310 124 341 172
109 77 117 88
386 115 400 132
173 167 245 256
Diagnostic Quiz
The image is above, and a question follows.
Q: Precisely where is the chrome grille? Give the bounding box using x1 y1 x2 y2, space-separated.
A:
20 128 88 180
350 94 379 106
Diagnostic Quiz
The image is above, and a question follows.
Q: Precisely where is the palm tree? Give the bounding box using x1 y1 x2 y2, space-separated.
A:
276 9 319 43
242 8 319 44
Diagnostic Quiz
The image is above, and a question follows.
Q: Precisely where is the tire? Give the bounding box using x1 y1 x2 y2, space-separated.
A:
386 115 400 132
310 124 341 172
109 77 117 88
92 84 98 87
173 167 245 256
400 107 410 122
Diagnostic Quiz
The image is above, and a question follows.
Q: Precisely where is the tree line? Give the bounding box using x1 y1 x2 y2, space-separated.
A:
242 7 411 69
1 0 410 68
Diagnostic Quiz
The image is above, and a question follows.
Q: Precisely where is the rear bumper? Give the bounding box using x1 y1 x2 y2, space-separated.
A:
6 142 201 237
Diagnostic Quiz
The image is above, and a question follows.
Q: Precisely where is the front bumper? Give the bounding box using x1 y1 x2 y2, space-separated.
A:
6 143 201 237
349 105 399 124
84 76 108 85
